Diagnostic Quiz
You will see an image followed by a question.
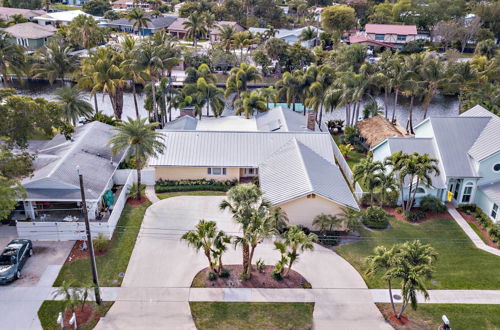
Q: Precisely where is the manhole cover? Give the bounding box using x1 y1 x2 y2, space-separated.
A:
393 294 402 300
118 272 125 278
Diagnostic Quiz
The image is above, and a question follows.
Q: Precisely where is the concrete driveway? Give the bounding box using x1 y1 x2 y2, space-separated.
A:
0 224 73 330
97 196 390 329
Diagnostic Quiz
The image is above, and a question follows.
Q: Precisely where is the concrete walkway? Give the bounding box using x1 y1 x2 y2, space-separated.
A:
145 185 160 203
371 289 500 304
448 207 500 257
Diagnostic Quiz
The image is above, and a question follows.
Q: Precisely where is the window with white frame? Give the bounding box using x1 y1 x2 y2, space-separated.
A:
461 182 474 203
397 35 406 41
207 167 226 176
375 34 385 41
243 168 258 176
492 203 498 219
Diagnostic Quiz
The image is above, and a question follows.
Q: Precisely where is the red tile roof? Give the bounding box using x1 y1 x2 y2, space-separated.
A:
365 24 417 35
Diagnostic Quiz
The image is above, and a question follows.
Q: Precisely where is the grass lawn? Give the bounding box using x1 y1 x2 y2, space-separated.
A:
38 301 113 330
335 217 500 289
377 303 500 330
53 201 151 287
156 191 227 200
190 302 314 330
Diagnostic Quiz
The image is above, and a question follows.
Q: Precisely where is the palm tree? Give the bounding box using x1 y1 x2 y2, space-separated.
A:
127 8 151 36
225 63 262 99
80 47 126 120
219 184 270 279
401 54 424 134
196 77 224 117
120 36 148 118
7 14 28 26
109 117 165 200
419 57 445 119
181 219 220 274
275 71 302 112
212 229 232 274
376 173 398 207
313 213 342 235
53 86 94 125
384 151 409 210
275 225 317 277
234 91 268 119
68 15 103 50
243 207 276 273
299 26 316 47
353 153 383 205
407 153 440 212
269 207 289 233
366 245 399 316
183 12 207 49
185 63 217 85
0 31 25 88
219 25 236 52
33 40 76 86
305 65 335 126
258 86 277 110
387 55 405 122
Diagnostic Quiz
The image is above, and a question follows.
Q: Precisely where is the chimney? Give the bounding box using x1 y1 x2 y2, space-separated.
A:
180 106 195 118
306 111 316 131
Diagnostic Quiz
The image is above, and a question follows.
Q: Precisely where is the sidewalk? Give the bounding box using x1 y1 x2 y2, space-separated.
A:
145 185 160 203
371 289 500 304
448 206 500 257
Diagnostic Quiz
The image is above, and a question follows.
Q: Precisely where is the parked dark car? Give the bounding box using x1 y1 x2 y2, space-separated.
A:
0 239 33 284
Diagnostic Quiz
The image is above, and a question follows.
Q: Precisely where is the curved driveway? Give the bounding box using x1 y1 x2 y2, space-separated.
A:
97 196 390 329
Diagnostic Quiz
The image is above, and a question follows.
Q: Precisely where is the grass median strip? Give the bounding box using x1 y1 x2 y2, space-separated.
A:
53 201 151 287
190 302 314 330
335 217 500 289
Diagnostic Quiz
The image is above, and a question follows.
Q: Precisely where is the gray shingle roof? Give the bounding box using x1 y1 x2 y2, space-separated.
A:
478 181 500 205
386 137 447 188
148 130 335 167
3 22 56 39
429 117 490 177
259 138 358 209
106 15 177 30
22 121 126 201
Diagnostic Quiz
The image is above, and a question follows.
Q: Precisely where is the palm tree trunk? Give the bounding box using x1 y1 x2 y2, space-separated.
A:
2 71 9 88
408 95 414 134
115 88 124 120
392 89 399 122
346 103 350 127
205 250 215 273
284 258 294 277
397 301 409 319
93 94 99 114
388 280 397 316
135 156 142 201
384 88 388 118
131 83 139 118
409 177 420 212
318 103 324 130
242 242 250 278
248 245 256 272
152 77 158 122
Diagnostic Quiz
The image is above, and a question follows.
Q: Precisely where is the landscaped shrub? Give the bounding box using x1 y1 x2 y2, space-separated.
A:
405 210 426 223
458 204 499 244
361 206 389 229
419 196 447 213
219 268 230 278
488 224 500 244
92 233 110 253
208 272 217 281
128 183 145 198
256 259 265 273
155 179 237 193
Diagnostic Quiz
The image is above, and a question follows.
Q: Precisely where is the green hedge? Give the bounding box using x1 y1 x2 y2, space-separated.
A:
155 179 237 193
458 204 499 244
361 206 389 229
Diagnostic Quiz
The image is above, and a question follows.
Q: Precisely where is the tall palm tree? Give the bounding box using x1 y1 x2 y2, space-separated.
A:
384 151 409 210
376 173 398 207
109 117 165 200
80 47 126 120
183 12 207 50
353 153 384 205
120 36 148 118
219 25 236 52
224 63 262 99
305 65 335 126
407 153 440 212
127 8 151 36
269 207 289 233
196 77 224 118
401 54 424 134
68 15 103 50
275 225 317 277
219 184 270 279
275 71 302 112
258 86 277 110
386 55 405 122
299 26 316 47
0 31 25 88
234 91 268 119
185 63 216 85
53 86 94 125
419 57 445 119
313 213 342 235
33 40 76 86
181 219 220 274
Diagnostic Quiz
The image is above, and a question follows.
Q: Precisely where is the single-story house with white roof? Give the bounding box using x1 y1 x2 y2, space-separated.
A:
372 105 500 222
34 10 97 26
150 108 358 228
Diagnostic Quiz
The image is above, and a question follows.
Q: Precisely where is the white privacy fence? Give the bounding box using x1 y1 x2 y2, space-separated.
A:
330 138 364 201
16 171 134 241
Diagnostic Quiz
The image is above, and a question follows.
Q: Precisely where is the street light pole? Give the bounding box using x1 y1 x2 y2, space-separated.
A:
77 166 102 305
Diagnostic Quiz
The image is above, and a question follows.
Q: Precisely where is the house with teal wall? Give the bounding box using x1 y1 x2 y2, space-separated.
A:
3 22 56 51
372 105 500 222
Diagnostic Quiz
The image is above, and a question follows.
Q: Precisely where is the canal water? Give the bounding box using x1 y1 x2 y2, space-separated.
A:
2 80 460 126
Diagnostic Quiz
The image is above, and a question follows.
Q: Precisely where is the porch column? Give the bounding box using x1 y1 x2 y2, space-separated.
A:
23 201 35 219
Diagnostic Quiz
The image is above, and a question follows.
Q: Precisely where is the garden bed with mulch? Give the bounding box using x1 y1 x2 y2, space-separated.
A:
126 196 149 206
384 207 452 224
458 211 499 249
38 301 114 330
191 265 311 289
65 240 108 263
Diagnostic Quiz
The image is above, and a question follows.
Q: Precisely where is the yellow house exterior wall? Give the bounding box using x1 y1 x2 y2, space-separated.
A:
155 166 240 181
278 195 344 229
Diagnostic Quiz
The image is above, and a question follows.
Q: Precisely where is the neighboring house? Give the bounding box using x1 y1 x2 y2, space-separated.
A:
0 7 45 20
17 121 127 222
372 105 500 223
34 10 94 26
103 15 177 36
167 18 244 42
249 26 323 49
151 107 358 228
362 24 417 48
348 35 394 49
112 0 153 10
2 22 56 50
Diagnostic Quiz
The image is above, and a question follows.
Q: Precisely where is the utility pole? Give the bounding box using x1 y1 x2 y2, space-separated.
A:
77 166 102 305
